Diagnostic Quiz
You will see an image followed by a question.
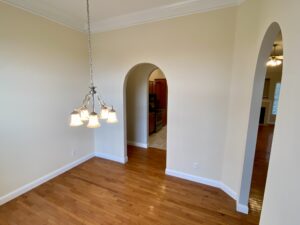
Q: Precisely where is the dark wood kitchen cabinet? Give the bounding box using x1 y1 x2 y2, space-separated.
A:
148 78 167 134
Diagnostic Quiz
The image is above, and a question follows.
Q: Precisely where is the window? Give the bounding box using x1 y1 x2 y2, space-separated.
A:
272 83 281 115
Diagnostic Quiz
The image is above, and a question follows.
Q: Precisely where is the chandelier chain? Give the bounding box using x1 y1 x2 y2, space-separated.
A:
69 0 118 128
87 0 94 87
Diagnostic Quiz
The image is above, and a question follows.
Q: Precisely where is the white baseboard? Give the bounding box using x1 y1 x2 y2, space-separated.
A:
0 153 94 206
165 168 244 212
0 151 128 206
220 182 238 200
165 168 221 188
95 152 128 164
237 203 249 214
127 141 148 149
0 154 246 215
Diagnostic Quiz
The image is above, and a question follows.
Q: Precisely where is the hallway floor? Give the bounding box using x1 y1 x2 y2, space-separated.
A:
0 146 261 225
248 125 274 224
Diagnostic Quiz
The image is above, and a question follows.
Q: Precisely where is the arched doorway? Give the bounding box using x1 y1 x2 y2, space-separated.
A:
148 69 168 150
238 22 283 219
123 63 168 163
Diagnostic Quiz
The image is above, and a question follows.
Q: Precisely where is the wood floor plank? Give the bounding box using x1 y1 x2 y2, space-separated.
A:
0 145 264 225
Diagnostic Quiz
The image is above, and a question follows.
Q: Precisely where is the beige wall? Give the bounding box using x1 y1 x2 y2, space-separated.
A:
93 6 237 181
93 1 300 223
1 1 299 224
222 0 300 224
0 3 93 199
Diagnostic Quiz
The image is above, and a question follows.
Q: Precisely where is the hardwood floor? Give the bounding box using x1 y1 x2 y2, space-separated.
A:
248 125 274 224
0 146 260 225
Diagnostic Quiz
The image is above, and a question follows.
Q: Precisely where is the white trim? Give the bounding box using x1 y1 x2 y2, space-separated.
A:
1 0 244 33
0 151 129 205
220 182 238 200
95 152 128 164
0 154 245 214
0 153 94 206
237 0 247 4
165 168 244 211
92 0 241 33
166 168 221 188
237 203 249 214
0 0 84 32
127 141 148 149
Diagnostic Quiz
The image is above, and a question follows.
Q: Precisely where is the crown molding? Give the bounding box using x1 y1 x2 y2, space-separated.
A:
237 0 247 4
1 0 244 33
0 0 85 32
91 0 241 33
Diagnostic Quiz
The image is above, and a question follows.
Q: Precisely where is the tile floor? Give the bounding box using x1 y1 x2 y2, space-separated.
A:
148 126 167 150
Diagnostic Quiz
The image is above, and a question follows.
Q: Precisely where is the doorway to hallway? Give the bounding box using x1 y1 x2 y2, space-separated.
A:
249 40 282 220
239 22 283 220
124 63 168 164
148 70 168 150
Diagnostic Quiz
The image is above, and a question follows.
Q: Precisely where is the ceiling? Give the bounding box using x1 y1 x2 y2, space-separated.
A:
1 0 244 32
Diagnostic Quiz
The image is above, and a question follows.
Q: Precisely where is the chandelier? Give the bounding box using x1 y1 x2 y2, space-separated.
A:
266 44 283 67
70 0 117 128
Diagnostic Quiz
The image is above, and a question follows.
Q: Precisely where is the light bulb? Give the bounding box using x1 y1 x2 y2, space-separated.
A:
70 111 83 127
267 56 274 66
107 108 118 124
266 59 275 67
267 56 282 67
87 112 101 128
276 59 282 66
80 107 89 121
271 60 277 66
100 105 109 119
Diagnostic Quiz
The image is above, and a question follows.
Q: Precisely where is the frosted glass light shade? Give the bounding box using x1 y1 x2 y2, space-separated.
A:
80 107 89 121
70 111 83 127
267 57 282 67
87 112 101 128
107 109 118 123
100 106 109 119
266 61 273 66
275 59 282 66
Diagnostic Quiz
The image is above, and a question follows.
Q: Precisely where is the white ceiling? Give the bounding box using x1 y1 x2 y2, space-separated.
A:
1 0 244 32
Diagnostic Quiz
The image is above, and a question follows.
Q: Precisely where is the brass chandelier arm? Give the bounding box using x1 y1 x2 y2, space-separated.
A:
81 94 91 107
97 95 107 107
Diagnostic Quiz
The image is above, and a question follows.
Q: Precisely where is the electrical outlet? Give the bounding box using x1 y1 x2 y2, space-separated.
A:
193 162 199 169
72 149 77 156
